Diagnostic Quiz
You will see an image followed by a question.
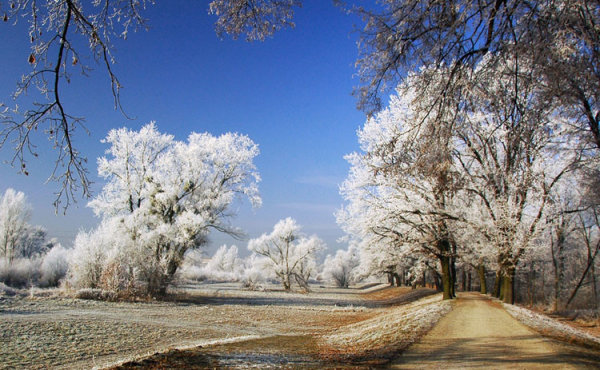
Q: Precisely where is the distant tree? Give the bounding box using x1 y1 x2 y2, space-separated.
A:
201 245 244 282
322 246 360 288
70 122 261 295
0 189 31 263
0 188 50 263
248 217 323 291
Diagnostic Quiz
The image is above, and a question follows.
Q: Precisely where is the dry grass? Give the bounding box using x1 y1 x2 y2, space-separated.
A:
318 294 453 364
503 303 600 350
2 283 403 369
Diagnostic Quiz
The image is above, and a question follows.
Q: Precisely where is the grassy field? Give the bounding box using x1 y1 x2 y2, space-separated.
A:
0 282 442 369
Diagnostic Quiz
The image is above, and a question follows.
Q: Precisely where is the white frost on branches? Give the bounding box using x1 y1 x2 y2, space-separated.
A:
248 217 323 291
68 123 261 295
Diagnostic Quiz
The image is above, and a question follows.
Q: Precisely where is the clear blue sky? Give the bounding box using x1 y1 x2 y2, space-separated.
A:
0 1 367 256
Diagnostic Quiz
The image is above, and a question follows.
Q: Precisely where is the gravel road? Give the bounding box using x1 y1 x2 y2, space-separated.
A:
391 293 600 369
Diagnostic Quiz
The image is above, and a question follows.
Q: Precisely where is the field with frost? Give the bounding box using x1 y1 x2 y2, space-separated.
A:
0 282 440 369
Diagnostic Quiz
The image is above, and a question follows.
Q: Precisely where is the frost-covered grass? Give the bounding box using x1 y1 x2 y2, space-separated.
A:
175 280 389 302
1 281 386 369
503 303 600 349
103 334 267 369
319 293 453 362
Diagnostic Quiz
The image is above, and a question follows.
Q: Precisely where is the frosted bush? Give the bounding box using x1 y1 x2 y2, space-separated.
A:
322 247 360 288
240 254 270 290
39 244 70 287
0 257 41 288
203 245 244 281
67 224 111 290
0 282 18 296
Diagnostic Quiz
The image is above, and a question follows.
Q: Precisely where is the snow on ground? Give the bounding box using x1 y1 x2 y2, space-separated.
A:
319 293 453 361
503 303 600 349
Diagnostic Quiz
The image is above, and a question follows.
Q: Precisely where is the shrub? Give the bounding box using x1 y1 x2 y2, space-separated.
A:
74 288 118 301
39 245 70 287
0 257 41 288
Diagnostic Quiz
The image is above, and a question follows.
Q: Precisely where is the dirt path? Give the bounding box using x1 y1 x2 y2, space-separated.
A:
392 293 600 369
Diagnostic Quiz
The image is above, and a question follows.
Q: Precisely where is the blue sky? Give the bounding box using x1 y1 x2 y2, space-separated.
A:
0 1 368 256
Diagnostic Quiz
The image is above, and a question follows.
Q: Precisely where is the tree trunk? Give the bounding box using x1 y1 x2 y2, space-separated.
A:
393 273 401 287
478 264 487 294
567 243 599 307
461 268 467 291
552 245 561 312
501 268 516 304
283 274 291 291
440 253 453 300
467 271 472 291
494 269 502 298
529 262 535 307
451 243 457 298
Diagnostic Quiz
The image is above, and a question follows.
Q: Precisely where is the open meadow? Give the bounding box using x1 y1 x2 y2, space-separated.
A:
0 282 443 369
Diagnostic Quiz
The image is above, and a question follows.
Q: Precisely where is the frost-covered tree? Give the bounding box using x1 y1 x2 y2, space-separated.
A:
248 217 323 291
69 123 260 295
322 246 360 288
0 188 50 263
454 54 578 303
338 70 463 299
198 244 244 282
0 189 31 263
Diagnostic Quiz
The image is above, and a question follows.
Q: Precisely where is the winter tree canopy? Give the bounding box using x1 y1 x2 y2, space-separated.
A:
69 123 261 295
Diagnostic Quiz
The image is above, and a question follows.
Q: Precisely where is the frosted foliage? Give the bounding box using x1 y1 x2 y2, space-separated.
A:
0 189 50 262
455 55 578 275
337 72 459 284
68 220 113 290
248 217 324 291
240 254 272 290
0 189 31 262
209 0 300 41
338 59 579 297
40 244 70 287
70 123 261 295
182 245 245 282
322 246 360 288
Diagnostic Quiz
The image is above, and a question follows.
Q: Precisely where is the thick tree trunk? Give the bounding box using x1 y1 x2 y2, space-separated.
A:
478 264 487 294
494 269 502 298
440 253 453 300
501 269 516 304
461 268 467 291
